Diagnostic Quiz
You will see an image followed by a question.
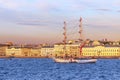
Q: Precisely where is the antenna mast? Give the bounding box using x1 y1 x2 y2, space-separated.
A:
63 21 67 49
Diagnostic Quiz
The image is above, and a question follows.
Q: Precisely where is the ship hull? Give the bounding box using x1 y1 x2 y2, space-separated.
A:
53 58 97 63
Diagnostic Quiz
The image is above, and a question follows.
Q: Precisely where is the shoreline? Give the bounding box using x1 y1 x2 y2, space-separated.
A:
0 56 119 59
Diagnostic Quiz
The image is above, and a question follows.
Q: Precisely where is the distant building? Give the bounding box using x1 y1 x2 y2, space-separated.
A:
41 46 54 57
6 46 31 57
113 41 119 46
92 40 101 46
21 48 31 57
54 43 120 58
54 43 79 58
0 44 8 56
82 46 120 58
6 47 22 57
30 48 41 57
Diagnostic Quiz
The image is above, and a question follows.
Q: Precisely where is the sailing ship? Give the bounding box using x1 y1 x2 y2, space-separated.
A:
53 58 97 63
53 17 97 63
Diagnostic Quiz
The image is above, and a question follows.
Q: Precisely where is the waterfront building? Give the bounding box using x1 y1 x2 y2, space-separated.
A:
54 43 120 58
41 46 54 57
30 48 41 57
54 43 79 58
6 47 22 57
0 44 8 56
21 48 31 57
53 44 64 57
6 46 31 57
82 46 120 58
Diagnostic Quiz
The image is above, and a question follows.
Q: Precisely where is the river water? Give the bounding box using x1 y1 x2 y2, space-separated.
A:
0 58 120 80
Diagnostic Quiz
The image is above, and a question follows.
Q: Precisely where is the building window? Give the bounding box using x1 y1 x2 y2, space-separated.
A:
24 52 28 56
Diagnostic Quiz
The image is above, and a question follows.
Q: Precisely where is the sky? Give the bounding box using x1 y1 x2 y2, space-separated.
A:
0 0 120 44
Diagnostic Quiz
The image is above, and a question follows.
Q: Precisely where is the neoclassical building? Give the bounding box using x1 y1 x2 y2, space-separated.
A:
54 42 120 58
6 47 31 57
82 46 120 58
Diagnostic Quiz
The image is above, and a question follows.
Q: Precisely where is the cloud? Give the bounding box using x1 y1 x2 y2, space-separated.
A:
117 10 120 12
0 6 63 27
17 22 42 26
17 18 62 27
85 16 120 29
95 9 111 12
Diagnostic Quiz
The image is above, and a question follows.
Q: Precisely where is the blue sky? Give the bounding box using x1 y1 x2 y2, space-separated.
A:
0 0 120 44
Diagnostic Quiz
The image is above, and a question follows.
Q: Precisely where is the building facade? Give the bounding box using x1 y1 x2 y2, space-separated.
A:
82 46 120 58
54 44 79 58
6 47 31 57
41 46 54 57
54 43 120 58
6 47 22 57
30 48 41 57
0 45 8 56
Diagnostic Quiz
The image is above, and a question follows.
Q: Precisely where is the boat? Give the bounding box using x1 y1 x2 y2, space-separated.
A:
53 17 97 63
53 57 97 63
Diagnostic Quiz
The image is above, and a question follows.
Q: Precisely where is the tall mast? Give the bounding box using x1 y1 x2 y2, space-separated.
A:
63 21 67 50
79 17 83 42
79 17 83 57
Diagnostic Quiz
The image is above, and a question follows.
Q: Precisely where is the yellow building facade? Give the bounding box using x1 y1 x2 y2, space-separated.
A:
54 44 120 58
54 44 79 58
6 47 22 57
0 46 8 56
6 47 31 57
41 47 54 57
30 48 41 57
82 46 120 58
21 48 31 57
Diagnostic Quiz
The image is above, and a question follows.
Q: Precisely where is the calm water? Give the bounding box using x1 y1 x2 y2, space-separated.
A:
0 58 120 80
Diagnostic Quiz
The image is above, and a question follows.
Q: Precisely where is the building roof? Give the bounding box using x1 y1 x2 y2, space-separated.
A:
42 46 54 48
0 44 9 47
